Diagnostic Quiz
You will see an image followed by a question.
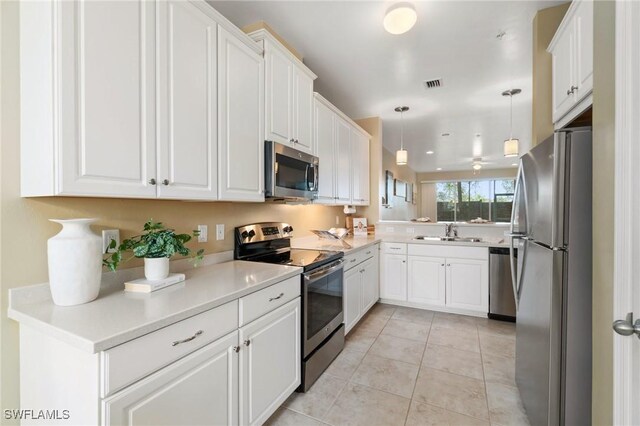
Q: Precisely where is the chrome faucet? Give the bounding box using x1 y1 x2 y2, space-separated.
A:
445 223 458 238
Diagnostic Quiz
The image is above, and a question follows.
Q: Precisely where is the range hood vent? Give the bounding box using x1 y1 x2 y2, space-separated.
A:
423 78 442 89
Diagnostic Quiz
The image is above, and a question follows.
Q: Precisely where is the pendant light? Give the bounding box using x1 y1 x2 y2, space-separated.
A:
395 106 409 165
502 88 521 157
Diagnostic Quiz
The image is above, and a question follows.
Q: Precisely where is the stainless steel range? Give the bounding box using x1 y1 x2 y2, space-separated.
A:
234 222 345 392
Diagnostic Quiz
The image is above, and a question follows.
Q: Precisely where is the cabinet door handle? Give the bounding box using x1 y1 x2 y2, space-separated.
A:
244 339 251 346
172 330 203 347
162 179 170 186
148 178 157 185
233 346 240 353
447 264 451 266
350 259 357 263
441 263 445 266
269 292 284 302
366 251 371 255
402 260 406 264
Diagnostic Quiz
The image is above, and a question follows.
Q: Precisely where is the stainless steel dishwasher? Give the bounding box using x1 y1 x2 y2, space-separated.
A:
488 247 516 321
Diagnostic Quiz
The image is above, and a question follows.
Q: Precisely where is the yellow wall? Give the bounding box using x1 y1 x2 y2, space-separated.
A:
0 2 344 415
532 3 570 146
379 148 418 221
591 1 615 423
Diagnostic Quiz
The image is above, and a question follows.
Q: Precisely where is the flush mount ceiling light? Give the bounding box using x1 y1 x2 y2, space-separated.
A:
502 88 521 157
426 150 434 155
395 106 409 165
384 3 417 35
436 167 443 171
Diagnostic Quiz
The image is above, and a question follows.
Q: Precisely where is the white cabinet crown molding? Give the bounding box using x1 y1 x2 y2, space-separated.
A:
247 28 317 80
313 92 371 139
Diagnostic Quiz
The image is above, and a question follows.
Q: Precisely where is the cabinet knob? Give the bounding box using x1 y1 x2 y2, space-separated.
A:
148 178 156 185
441 263 445 266
162 179 170 186
244 339 251 347
567 85 578 95
233 346 240 353
447 264 451 266
290 138 295 144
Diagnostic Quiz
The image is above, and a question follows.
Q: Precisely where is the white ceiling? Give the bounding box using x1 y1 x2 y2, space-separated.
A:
210 0 564 172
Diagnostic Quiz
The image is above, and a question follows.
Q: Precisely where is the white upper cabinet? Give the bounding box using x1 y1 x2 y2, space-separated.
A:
548 0 593 125
265 47 292 145
20 0 264 201
157 0 218 200
20 0 158 198
313 93 371 206
351 128 370 206
249 29 317 155
292 68 315 153
217 26 265 202
314 98 336 204
335 117 353 204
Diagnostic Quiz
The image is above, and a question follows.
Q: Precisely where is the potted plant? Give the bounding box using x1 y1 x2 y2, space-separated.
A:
104 220 204 281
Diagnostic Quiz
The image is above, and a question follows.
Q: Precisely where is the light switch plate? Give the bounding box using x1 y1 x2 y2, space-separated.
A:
216 224 224 241
197 225 208 243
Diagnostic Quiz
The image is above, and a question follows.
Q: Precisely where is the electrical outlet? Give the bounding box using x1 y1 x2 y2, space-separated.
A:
406 227 415 234
197 225 208 243
102 229 120 253
216 224 225 241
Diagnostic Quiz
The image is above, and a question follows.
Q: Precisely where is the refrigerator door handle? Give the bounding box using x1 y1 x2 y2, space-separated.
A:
510 162 529 236
509 236 520 310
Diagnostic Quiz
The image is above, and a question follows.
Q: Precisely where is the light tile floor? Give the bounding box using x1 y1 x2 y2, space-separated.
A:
266 303 530 426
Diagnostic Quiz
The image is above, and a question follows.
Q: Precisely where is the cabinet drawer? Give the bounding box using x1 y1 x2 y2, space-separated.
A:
382 242 407 255
239 276 300 326
344 245 376 271
408 244 488 260
101 300 239 397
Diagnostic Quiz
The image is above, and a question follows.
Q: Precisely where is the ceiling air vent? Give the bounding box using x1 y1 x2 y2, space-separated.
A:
423 78 442 89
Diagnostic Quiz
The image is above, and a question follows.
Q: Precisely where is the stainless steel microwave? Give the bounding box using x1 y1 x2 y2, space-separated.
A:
265 141 318 201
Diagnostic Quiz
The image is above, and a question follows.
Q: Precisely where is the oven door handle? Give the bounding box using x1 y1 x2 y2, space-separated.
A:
303 259 345 281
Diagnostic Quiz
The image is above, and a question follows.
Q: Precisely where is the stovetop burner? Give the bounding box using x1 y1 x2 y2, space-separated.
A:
250 248 343 272
234 222 343 271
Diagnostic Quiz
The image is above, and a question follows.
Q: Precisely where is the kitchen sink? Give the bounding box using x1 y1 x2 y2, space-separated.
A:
414 236 483 243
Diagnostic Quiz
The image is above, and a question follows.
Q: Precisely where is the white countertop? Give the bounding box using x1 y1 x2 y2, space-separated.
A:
291 235 382 253
8 261 301 353
292 233 508 251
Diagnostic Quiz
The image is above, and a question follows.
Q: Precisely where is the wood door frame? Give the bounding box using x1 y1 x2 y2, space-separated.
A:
613 2 640 424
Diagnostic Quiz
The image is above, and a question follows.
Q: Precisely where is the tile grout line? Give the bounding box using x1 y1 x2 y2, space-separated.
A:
478 322 495 426
403 313 434 426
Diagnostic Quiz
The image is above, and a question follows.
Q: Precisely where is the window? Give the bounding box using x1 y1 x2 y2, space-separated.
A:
435 178 515 223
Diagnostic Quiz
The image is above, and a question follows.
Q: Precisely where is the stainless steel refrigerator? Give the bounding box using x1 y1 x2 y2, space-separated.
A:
509 129 592 426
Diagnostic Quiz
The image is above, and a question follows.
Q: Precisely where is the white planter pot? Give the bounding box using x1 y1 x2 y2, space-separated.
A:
144 257 170 281
47 218 102 306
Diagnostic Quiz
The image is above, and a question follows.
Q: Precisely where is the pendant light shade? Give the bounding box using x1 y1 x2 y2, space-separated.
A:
504 138 519 157
395 106 409 165
502 88 521 158
396 149 408 165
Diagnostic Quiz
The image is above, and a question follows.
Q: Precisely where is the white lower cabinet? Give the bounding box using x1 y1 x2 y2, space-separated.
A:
446 259 488 312
239 298 301 426
344 267 362 334
380 254 408 302
381 243 489 315
408 256 446 307
343 245 380 334
16 277 302 426
103 331 239 426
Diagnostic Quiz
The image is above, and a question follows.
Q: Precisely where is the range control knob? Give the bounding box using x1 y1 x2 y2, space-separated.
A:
283 226 293 234
241 231 249 240
247 230 256 239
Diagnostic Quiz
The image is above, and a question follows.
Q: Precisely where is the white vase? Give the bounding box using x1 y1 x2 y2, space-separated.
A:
47 218 102 306
144 257 170 281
